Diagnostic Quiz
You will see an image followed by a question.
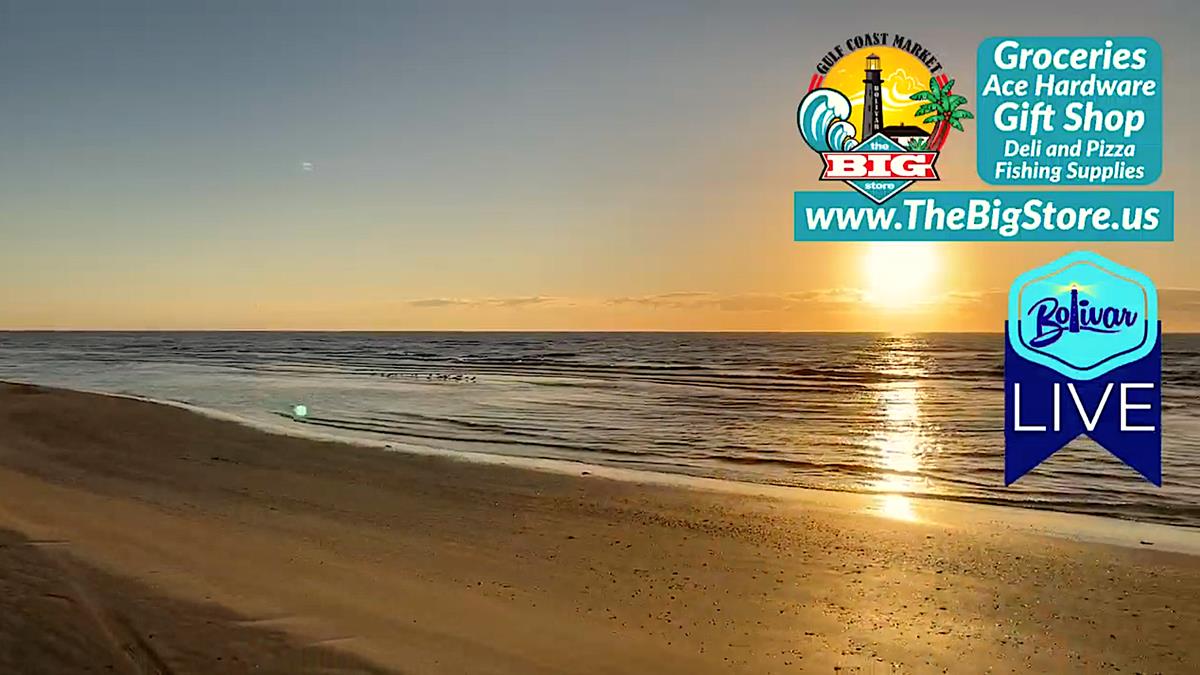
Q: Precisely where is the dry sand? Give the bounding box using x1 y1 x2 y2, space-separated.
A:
0 382 1196 674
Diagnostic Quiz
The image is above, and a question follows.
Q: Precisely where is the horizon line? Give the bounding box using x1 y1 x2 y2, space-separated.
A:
2 328 1198 335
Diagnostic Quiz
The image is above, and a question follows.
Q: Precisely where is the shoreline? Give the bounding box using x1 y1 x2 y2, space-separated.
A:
1 381 1197 673
7 378 1197 556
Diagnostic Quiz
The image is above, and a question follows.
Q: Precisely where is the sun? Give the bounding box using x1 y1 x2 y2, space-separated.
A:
862 243 940 308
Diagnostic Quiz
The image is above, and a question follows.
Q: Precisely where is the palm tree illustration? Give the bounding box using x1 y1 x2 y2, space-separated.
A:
910 77 973 151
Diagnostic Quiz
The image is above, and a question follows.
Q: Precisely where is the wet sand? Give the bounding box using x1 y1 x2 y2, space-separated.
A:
0 382 1196 673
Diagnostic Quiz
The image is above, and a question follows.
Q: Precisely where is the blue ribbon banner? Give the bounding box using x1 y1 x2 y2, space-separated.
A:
1004 322 1161 485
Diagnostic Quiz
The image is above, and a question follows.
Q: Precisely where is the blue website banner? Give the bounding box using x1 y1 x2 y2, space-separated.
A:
977 37 1163 186
793 190 1172 242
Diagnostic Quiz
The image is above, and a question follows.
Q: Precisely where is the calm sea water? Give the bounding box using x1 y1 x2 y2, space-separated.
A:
1 332 1197 527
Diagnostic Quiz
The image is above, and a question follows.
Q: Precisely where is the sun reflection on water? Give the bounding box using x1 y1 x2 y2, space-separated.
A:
867 336 935 522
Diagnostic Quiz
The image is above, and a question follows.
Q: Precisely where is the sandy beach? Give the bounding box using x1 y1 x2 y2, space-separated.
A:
0 382 1196 674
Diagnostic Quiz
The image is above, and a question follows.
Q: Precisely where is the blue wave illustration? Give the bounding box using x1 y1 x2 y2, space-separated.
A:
797 89 859 152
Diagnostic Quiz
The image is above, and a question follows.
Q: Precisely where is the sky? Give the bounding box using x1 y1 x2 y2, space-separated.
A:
0 0 1197 331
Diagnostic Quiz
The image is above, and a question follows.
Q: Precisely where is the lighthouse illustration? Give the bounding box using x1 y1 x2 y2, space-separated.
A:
862 54 883 139
1070 285 1081 333
856 54 932 148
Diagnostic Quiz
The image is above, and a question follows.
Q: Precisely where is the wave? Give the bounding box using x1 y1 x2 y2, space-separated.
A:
5 331 1200 530
797 88 858 151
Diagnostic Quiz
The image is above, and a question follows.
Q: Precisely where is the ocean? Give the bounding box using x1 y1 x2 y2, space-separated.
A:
1 331 1196 527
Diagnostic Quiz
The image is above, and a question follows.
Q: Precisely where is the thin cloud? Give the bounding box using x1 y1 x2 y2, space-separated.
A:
492 296 556 307
406 289 1200 317
408 296 559 309
608 292 713 308
408 298 473 308
610 290 867 312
